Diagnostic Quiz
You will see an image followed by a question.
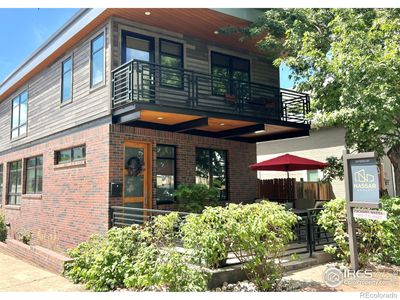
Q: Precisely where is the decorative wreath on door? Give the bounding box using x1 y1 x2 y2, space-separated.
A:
126 156 145 176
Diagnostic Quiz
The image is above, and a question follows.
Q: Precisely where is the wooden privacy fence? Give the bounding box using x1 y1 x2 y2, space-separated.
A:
257 178 335 208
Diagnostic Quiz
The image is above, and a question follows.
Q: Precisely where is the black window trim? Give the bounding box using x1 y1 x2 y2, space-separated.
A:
7 160 22 206
61 55 73 104
25 155 43 195
0 163 3 204
156 144 177 205
159 38 184 90
55 145 86 165
10 90 28 141
90 31 105 88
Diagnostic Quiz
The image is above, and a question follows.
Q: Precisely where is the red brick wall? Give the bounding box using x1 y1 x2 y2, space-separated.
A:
0 124 110 252
109 125 257 209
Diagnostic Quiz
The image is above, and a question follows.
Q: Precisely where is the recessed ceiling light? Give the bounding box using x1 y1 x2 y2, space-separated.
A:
157 117 164 120
214 30 219 35
254 130 265 134
219 123 225 126
145 11 151 16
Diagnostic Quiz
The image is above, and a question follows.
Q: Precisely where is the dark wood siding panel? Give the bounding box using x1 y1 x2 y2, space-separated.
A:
0 22 111 153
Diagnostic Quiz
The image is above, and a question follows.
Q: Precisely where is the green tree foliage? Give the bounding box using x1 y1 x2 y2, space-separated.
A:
173 184 219 213
318 198 400 266
321 156 344 183
224 9 400 194
0 213 7 242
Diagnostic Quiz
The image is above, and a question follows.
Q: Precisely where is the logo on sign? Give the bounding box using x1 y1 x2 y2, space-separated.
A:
353 169 377 189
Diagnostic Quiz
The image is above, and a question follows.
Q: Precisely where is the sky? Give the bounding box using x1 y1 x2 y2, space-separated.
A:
0 8 295 89
0 8 79 83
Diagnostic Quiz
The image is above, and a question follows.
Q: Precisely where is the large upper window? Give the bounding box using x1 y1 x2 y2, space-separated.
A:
159 39 183 89
8 160 22 205
211 51 250 96
195 148 227 201
11 91 28 139
26 156 43 194
90 32 105 87
156 145 176 204
56 145 86 165
61 57 73 102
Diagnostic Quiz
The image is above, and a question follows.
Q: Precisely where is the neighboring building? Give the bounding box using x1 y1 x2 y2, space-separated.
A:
0 8 310 251
257 127 396 199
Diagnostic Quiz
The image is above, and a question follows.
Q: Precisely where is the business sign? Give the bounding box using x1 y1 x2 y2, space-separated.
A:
353 208 387 221
349 158 380 203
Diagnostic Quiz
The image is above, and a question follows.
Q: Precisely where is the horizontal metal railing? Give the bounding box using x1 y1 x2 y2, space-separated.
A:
112 60 310 124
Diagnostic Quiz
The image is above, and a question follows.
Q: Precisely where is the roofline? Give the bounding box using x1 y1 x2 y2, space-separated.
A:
0 8 106 96
0 8 260 98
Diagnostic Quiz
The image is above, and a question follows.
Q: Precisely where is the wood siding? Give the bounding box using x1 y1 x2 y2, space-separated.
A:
0 21 112 153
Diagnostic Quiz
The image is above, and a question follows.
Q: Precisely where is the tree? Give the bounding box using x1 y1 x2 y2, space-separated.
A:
224 9 400 195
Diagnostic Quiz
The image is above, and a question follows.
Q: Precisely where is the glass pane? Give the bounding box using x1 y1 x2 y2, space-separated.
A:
63 57 72 73
16 169 22 194
11 129 19 139
91 51 104 86
160 55 181 68
161 40 181 56
12 105 19 128
20 91 28 103
156 175 175 201
212 66 229 96
62 70 72 101
212 52 229 67
232 57 250 72
125 175 144 197
58 149 71 163
36 167 43 193
0 164 3 196
37 156 43 166
73 146 85 161
19 125 27 136
156 145 175 158
157 159 174 176
19 99 27 124
212 150 227 189
195 149 210 186
26 168 36 194
125 147 144 167
15 195 21 205
232 70 250 82
91 33 104 53
9 170 16 194
125 36 151 62
12 97 19 108
27 158 36 168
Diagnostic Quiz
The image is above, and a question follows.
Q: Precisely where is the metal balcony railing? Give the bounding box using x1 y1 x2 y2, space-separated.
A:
112 60 310 124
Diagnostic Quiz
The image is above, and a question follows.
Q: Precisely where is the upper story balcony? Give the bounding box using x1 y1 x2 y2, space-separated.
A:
111 60 310 142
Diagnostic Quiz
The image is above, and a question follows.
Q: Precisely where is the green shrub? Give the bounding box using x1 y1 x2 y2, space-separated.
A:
181 201 299 291
173 184 219 213
0 214 7 242
318 197 400 266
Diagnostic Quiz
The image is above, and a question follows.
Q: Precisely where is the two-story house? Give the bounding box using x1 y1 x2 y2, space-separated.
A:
0 8 310 251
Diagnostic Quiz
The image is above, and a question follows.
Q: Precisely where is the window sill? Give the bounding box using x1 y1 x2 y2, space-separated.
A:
22 194 42 200
11 133 27 143
5 205 21 211
54 160 86 169
89 82 106 94
60 99 73 108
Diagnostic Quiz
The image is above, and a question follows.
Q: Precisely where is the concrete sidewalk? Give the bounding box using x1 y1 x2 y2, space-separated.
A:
0 252 85 292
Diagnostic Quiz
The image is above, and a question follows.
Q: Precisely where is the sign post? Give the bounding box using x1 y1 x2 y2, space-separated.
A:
343 150 381 270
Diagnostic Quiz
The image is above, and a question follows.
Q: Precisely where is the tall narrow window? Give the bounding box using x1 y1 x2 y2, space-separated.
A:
159 39 183 89
211 52 250 96
195 148 228 201
11 91 28 139
0 164 3 202
156 145 176 204
26 156 43 194
90 32 104 87
61 57 72 102
8 160 22 205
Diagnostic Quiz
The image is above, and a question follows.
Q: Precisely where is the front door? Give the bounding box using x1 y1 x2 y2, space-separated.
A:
123 141 152 224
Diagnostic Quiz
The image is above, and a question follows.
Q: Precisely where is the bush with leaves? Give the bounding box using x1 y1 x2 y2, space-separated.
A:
0 213 7 242
318 197 400 266
173 184 220 213
181 201 299 291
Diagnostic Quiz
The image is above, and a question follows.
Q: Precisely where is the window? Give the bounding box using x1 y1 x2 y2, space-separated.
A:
26 156 43 194
0 164 3 202
159 39 183 89
211 51 250 96
11 90 28 139
195 148 227 201
61 57 73 102
56 145 86 164
90 32 104 87
156 145 176 204
307 170 319 182
8 160 22 205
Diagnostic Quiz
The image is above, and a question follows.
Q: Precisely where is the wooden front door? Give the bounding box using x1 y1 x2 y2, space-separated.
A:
123 141 152 223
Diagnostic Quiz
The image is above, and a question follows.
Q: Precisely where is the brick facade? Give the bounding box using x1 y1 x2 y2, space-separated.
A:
0 123 257 252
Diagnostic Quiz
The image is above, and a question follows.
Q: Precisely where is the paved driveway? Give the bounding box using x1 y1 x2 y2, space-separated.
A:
0 252 85 292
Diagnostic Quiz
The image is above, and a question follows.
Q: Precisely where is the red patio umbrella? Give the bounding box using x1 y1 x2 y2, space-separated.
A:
250 153 328 178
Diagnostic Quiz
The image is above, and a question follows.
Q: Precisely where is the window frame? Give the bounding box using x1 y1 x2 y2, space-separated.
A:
156 144 177 205
159 38 184 90
210 51 251 96
10 90 28 140
61 56 73 103
7 160 22 206
90 31 105 88
25 156 43 194
195 147 228 201
55 145 86 165
0 164 3 204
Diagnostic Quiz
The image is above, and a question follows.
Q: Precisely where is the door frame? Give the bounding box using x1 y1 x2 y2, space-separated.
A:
122 140 153 210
